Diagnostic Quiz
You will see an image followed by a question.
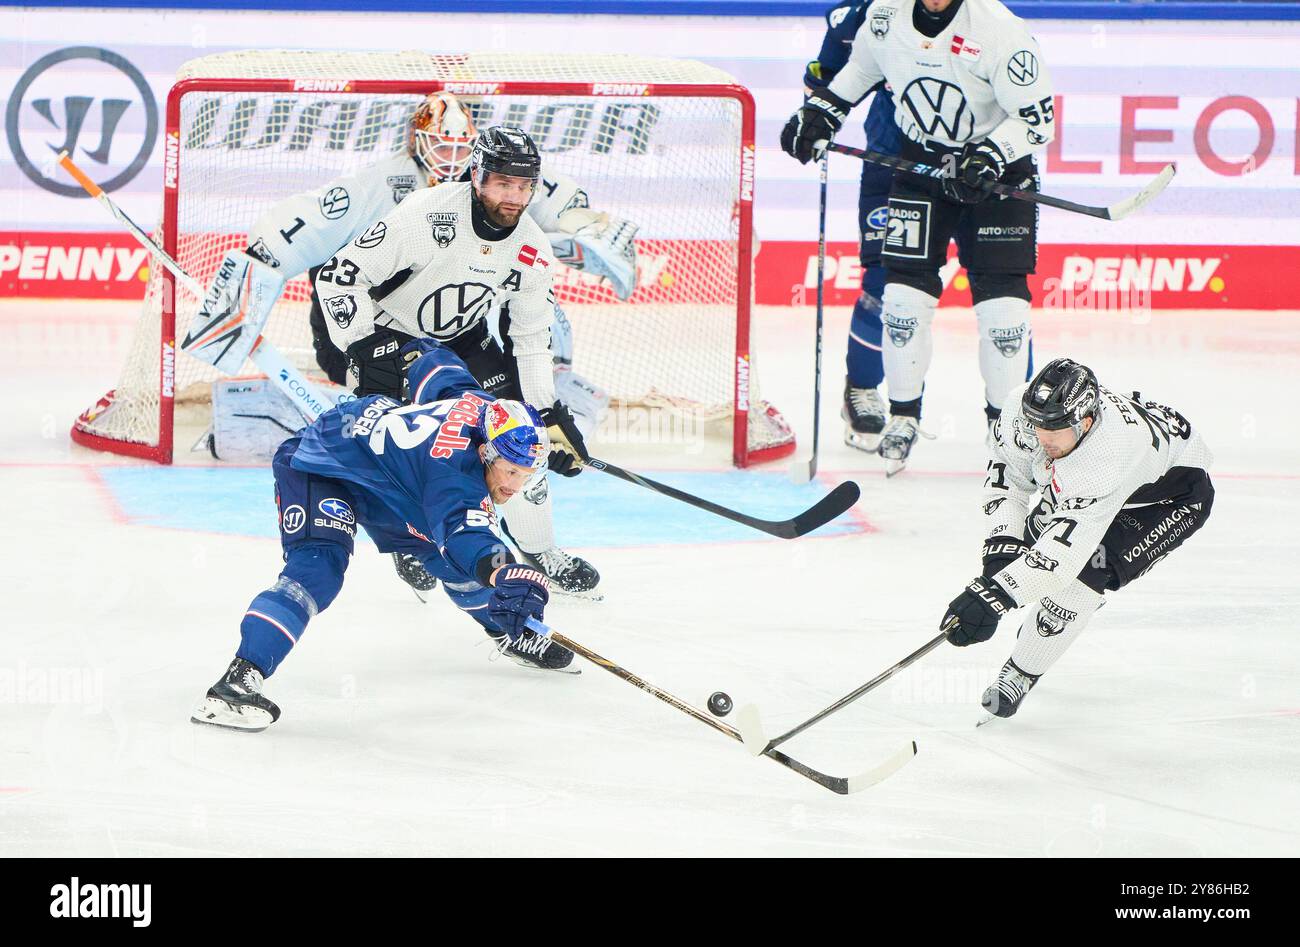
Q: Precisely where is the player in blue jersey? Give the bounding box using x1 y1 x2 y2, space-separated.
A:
786 0 903 453
191 341 571 732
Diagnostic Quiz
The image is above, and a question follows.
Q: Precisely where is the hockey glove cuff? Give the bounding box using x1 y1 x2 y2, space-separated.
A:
943 576 1016 647
943 140 1007 204
982 535 1032 579
780 90 850 165
488 565 550 642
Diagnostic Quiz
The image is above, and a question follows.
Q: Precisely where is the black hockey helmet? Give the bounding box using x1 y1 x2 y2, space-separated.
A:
1022 358 1100 434
469 125 541 183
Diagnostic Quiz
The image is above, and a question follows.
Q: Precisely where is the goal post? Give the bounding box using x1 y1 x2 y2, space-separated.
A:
71 50 794 467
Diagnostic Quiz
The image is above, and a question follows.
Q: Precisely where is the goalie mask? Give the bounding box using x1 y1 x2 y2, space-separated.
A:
409 92 477 184
478 399 550 474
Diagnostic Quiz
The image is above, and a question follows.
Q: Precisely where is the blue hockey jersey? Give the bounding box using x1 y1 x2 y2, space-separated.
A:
288 344 506 583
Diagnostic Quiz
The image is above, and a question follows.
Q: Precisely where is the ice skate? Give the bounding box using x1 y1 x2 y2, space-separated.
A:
191 657 281 732
393 552 437 603
979 658 1041 721
843 378 887 452
517 546 602 602
877 415 932 477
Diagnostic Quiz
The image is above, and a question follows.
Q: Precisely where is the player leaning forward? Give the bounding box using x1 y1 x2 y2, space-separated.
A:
192 342 571 731
942 359 1215 718
315 125 601 596
784 0 1054 470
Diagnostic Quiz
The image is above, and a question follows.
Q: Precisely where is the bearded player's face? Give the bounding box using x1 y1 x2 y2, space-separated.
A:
476 172 536 227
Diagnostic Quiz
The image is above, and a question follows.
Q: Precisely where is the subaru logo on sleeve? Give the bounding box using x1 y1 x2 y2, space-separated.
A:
867 206 889 232
5 46 158 196
281 504 305 533
318 498 355 524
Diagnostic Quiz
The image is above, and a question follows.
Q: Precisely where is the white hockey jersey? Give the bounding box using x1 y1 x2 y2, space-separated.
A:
315 182 558 409
981 383 1213 606
244 152 591 280
827 0 1055 161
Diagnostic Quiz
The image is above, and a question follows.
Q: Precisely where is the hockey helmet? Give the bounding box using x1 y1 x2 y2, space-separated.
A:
478 399 550 473
409 92 477 183
1022 358 1100 435
469 126 541 190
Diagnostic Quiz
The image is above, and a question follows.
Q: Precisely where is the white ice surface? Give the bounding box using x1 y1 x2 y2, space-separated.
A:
1 298 1298 857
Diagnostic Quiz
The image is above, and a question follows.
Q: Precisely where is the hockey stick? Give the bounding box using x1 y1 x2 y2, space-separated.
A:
825 142 1176 221
57 151 334 424
735 620 955 756
788 153 829 483
583 456 859 539
526 618 905 795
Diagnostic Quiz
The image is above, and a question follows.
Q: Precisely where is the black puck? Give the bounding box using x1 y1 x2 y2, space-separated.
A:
708 691 733 717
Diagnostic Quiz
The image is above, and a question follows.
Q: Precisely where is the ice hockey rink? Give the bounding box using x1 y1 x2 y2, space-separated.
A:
2 297 1297 857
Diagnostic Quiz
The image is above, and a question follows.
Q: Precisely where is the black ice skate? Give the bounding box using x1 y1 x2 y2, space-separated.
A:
489 628 578 673
517 547 602 602
877 415 932 477
979 658 1041 720
842 377 887 452
393 552 437 602
191 657 281 732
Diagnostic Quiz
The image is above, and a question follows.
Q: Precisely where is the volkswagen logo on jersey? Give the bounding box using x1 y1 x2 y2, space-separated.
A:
319 186 350 219
1007 50 1039 87
900 78 975 142
317 498 355 524
281 504 305 533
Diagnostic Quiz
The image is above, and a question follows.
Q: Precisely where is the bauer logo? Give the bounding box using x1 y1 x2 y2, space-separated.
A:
740 145 755 203
281 504 305 533
49 877 151 927
292 79 351 92
592 83 650 96
163 131 179 190
444 82 501 95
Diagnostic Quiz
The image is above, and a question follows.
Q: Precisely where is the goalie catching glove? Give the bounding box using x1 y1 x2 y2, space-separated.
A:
780 90 851 165
538 401 589 477
546 206 640 301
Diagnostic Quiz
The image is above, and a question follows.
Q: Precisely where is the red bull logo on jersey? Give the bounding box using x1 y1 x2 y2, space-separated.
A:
430 393 489 459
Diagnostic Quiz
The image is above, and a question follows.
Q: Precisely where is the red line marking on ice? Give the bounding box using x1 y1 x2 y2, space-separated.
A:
78 465 131 525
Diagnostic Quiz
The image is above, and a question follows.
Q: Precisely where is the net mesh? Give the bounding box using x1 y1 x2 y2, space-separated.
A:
74 51 788 463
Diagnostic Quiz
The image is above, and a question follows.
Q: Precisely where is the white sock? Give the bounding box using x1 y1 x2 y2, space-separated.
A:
501 476 556 554
974 296 1032 410
1010 580 1105 676
881 283 939 403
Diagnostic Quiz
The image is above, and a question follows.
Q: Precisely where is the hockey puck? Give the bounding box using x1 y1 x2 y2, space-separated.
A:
707 691 733 717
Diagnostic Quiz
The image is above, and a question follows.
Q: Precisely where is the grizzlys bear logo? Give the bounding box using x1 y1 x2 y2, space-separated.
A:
990 323 1027 357
428 211 458 248
1025 549 1059 572
387 174 417 204
870 8 894 39
325 294 357 328
1036 611 1066 636
886 314 917 347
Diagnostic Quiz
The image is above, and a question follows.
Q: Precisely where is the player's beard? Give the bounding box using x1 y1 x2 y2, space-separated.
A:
481 193 525 229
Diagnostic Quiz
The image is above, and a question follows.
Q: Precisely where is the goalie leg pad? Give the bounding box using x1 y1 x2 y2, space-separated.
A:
553 365 609 442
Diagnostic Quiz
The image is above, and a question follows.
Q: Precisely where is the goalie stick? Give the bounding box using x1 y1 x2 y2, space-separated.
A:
525 618 906 795
735 620 956 758
57 151 333 425
825 142 1176 221
788 152 829 484
584 457 859 539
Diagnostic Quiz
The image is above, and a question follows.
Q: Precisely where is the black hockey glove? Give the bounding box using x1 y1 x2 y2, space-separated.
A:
539 402 589 477
943 576 1016 647
982 535 1031 579
942 140 1007 204
488 564 550 642
780 90 851 165
345 328 417 398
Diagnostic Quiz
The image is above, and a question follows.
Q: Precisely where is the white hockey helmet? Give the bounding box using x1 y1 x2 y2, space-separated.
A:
408 91 477 183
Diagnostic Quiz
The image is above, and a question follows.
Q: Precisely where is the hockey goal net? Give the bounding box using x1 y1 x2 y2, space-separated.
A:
71 50 794 466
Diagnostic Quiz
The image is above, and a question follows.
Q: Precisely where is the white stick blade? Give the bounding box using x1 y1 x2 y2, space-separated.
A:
844 741 917 793
1108 163 1176 221
733 704 769 756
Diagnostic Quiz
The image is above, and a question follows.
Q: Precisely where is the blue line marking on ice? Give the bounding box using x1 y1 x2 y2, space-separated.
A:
96 466 864 547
